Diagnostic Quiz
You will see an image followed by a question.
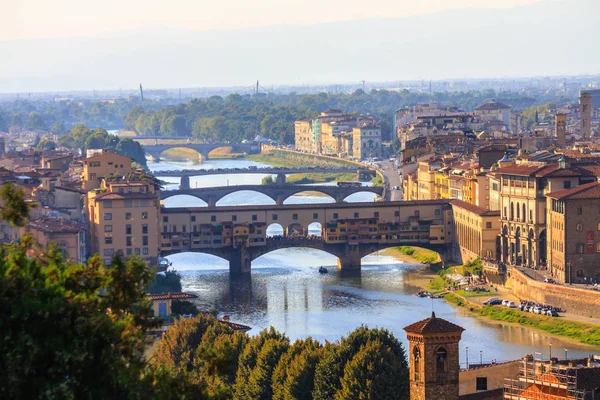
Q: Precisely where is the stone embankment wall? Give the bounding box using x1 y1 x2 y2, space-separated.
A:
510 269 600 318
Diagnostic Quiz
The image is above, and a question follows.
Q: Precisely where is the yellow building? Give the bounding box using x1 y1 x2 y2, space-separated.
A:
294 121 313 152
148 292 198 318
24 216 86 262
87 176 160 265
82 150 133 191
417 159 442 200
451 200 501 262
434 170 450 199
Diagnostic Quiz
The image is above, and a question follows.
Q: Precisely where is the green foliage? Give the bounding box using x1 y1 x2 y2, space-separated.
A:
0 237 171 399
26 111 44 130
0 183 34 227
396 246 440 265
520 102 557 131
272 338 322 400
171 300 199 316
262 175 274 185
35 138 57 151
48 121 66 133
147 270 183 294
245 149 358 168
371 174 384 187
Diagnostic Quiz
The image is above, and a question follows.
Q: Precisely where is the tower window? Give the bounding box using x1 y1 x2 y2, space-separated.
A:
476 377 488 391
436 348 447 374
413 347 421 381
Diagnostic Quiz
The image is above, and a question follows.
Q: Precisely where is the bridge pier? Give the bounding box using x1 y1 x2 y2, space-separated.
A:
207 196 217 207
229 247 252 276
276 195 285 205
337 244 362 271
180 176 191 190
276 173 286 185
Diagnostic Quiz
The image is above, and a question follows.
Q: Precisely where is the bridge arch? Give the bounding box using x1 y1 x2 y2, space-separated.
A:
162 194 208 208
160 252 229 269
216 190 277 207
342 191 380 203
307 222 322 238
148 146 204 162
266 223 284 238
283 190 336 205
286 223 305 238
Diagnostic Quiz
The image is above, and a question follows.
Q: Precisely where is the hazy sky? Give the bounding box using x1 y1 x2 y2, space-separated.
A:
3 0 543 41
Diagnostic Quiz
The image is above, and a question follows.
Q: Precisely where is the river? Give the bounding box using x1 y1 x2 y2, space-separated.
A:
149 157 598 366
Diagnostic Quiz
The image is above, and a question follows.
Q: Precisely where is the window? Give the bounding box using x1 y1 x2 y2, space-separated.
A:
272 214 278 221
142 224 148 234
104 213 112 220
126 225 132 235
211 215 216 222
486 222 492 229
143 236 148 246
143 248 149 255
134 248 140 255
333 213 338 219
190 215 196 222
577 243 584 254
395 211 400 217
436 348 447 374
413 347 421 381
105 236 113 245
374 212 379 218
293 214 298 220
141 212 148 219
252 214 257 221
163 216 169 223
563 181 571 189
232 215 237 222
126 248 132 256
476 377 488 391
577 206 583 215
126 236 132 247
354 212 359 218
577 223 583 231
313 213 319 219
182 225 186 233
126 212 131 220
104 225 112 232
103 249 114 256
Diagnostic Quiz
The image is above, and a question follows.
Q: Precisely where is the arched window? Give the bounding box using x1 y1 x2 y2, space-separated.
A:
413 347 421 381
436 347 447 374
510 202 514 220
522 204 526 222
516 204 520 220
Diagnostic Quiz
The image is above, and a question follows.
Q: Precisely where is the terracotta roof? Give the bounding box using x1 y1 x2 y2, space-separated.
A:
85 151 131 162
219 320 252 332
451 199 500 217
404 312 465 334
94 192 157 201
546 182 600 200
148 292 198 301
28 216 85 234
495 164 544 176
475 100 512 110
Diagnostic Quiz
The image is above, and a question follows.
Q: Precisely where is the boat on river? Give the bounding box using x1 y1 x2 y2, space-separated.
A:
416 290 431 298
319 266 328 274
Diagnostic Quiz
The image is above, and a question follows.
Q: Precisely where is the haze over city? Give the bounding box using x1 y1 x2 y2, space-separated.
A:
2 0 598 92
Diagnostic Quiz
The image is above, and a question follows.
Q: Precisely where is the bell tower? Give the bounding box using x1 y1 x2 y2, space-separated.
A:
580 91 592 139
404 312 465 400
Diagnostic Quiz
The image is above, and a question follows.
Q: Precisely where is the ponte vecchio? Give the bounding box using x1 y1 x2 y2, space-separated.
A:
159 200 454 275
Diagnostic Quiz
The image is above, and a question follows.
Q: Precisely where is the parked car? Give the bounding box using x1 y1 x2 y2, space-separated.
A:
546 310 559 317
544 278 555 283
501 300 510 307
533 306 543 314
484 297 502 305
507 301 517 308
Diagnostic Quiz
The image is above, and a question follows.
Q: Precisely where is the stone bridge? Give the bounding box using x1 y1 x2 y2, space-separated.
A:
160 184 383 206
159 200 455 275
153 166 375 188
143 142 260 161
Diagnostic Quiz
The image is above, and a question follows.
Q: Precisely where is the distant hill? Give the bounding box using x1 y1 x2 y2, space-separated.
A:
1 0 598 92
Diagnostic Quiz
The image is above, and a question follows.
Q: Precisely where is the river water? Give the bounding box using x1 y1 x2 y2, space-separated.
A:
149 157 598 366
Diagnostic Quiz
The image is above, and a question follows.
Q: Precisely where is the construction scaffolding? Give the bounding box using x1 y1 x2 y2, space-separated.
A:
504 359 585 400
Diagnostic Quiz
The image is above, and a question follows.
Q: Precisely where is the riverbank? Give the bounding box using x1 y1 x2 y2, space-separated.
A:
393 248 600 347
285 172 357 184
244 149 358 168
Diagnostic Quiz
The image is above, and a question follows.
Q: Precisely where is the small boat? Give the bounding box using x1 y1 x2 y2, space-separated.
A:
416 290 431 298
319 266 328 274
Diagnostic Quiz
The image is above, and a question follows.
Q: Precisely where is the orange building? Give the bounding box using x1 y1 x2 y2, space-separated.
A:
82 150 133 191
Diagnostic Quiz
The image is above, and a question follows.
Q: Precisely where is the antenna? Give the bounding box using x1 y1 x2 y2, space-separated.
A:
139 83 144 102
256 80 259 95
362 80 366 92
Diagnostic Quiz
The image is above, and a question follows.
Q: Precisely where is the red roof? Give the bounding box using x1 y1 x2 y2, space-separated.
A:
148 292 198 301
404 312 465 334
451 199 500 217
546 182 600 200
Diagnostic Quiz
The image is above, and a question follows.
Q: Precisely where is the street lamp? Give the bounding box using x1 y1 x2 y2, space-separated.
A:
466 347 469 369
549 343 552 361
480 350 483 366
565 348 568 361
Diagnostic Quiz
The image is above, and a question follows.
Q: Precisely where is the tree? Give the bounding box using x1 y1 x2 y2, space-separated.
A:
116 138 147 168
335 340 409 400
0 183 33 228
48 121 66 134
35 139 57 151
85 129 109 150
261 176 274 185
26 111 44 130
272 337 322 400
11 113 23 127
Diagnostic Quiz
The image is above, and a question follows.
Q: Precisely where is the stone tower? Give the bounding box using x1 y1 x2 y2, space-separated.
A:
580 91 592 139
555 112 567 147
404 312 465 400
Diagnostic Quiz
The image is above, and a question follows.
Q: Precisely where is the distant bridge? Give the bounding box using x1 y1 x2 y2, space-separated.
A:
160 184 383 206
153 167 376 188
143 142 260 161
159 200 455 275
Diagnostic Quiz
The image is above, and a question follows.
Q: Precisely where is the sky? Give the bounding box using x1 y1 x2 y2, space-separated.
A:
3 0 543 41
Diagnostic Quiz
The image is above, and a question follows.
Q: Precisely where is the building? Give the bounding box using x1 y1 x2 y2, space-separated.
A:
24 216 86 261
504 356 600 399
556 112 567 147
41 152 74 172
351 122 382 160
81 150 133 191
294 121 313 153
546 182 600 283
404 312 465 400
86 175 160 265
148 292 198 318
474 100 515 133
451 200 501 262
580 91 593 139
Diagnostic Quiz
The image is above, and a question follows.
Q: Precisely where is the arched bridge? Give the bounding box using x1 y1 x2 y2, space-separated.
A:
160 184 384 206
159 200 455 275
143 142 260 161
